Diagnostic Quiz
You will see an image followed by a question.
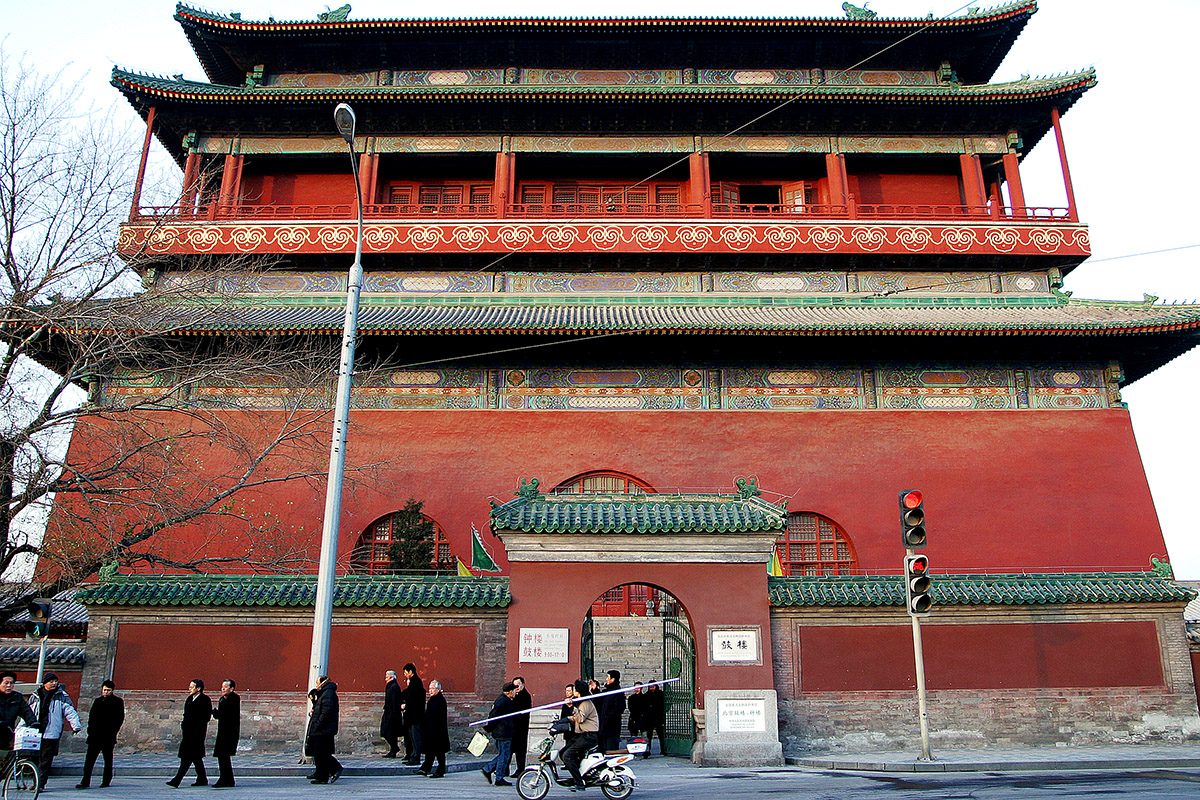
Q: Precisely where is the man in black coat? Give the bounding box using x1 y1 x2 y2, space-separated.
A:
0 671 36 753
76 679 125 789
380 670 402 758
418 680 449 778
597 670 625 753
167 679 212 788
643 683 665 758
509 675 532 776
480 681 517 787
211 679 241 788
399 663 425 765
626 682 647 741
306 676 342 784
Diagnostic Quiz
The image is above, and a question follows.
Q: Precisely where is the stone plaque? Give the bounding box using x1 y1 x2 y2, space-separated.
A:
717 698 767 732
518 627 569 663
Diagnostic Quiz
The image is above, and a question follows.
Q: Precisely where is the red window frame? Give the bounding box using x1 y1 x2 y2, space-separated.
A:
775 512 858 576
350 511 455 574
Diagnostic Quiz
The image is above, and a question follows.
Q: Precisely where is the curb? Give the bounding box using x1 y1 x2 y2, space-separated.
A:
792 756 1200 773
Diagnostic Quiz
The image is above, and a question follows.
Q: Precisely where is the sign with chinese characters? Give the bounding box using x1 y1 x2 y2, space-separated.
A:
709 628 760 663
518 628 569 663
716 698 767 732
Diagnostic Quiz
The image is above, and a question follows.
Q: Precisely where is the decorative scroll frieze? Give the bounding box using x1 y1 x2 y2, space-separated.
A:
521 69 680 85
703 136 830 153
101 366 1117 412
372 136 503 153
121 222 1091 259
267 72 378 88
509 136 692 153
391 69 504 86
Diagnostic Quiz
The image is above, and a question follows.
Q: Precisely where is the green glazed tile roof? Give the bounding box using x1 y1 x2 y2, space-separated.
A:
491 490 785 534
76 575 510 608
111 67 1094 106
768 573 1198 608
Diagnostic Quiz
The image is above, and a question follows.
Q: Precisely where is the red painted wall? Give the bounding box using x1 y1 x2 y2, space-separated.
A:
799 621 1163 691
113 624 477 693
240 171 356 206
506 561 775 704
15 671 81 704
51 409 1165 578
848 172 960 206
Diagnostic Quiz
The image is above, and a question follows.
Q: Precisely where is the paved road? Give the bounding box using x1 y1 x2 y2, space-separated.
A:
45 760 1200 799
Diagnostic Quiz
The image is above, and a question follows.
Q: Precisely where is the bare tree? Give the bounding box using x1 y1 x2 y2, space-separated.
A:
0 47 348 618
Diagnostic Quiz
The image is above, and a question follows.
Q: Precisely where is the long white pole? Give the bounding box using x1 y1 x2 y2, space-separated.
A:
308 111 364 692
470 677 680 727
907 547 933 762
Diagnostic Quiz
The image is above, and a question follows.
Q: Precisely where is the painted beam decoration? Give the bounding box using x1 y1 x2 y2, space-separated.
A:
120 221 1090 257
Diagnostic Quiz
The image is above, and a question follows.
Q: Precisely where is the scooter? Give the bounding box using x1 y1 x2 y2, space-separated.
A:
516 721 642 800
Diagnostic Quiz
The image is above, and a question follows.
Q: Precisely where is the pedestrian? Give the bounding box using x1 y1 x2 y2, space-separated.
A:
643 682 665 758
561 680 598 792
509 675 532 776
418 680 448 778
0 671 36 753
305 675 342 784
597 669 625 752
627 682 647 742
28 671 81 791
480 681 518 786
399 663 425 765
558 684 576 747
76 679 125 789
167 679 212 788
380 670 402 758
211 679 240 788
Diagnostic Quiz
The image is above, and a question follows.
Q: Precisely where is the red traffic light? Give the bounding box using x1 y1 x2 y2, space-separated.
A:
907 555 928 575
902 490 923 509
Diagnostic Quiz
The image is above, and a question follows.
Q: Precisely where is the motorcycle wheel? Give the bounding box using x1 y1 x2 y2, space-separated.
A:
600 770 635 800
517 767 552 800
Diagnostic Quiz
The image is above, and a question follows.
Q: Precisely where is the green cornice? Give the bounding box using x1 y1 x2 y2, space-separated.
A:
769 573 1198 608
77 575 511 608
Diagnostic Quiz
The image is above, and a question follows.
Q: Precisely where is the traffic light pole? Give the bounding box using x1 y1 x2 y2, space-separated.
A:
35 636 47 686
907 547 933 762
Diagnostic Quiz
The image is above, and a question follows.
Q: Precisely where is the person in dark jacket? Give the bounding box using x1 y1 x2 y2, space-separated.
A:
167 679 212 788
480 681 517 786
643 682 666 758
380 670 402 758
76 679 125 789
626 682 647 741
557 683 577 747
597 670 625 753
0 671 36 752
211 679 241 788
418 680 449 778
305 676 342 784
509 675 532 776
399 664 425 765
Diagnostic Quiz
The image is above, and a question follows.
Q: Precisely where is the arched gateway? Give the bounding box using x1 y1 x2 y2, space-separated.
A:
491 478 786 767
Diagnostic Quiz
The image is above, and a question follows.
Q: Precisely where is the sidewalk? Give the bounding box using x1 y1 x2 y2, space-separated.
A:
794 744 1200 772
44 744 1200 777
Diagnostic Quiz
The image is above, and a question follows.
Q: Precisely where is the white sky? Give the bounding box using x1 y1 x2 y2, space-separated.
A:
5 0 1198 575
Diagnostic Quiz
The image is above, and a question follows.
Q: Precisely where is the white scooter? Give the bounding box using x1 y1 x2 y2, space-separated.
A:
516 720 642 800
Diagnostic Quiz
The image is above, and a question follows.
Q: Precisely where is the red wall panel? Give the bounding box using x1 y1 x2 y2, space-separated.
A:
799 621 1163 691
53 409 1165 576
113 624 477 693
848 173 960 206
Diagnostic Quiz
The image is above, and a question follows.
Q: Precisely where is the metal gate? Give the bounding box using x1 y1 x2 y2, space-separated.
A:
581 611 594 681
661 617 696 756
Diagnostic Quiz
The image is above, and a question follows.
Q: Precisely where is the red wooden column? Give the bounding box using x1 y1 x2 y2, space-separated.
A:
959 153 987 214
688 152 712 216
1002 151 1027 217
1051 106 1078 222
359 152 379 209
129 106 157 221
824 153 848 214
216 153 244 214
494 152 515 217
180 150 200 215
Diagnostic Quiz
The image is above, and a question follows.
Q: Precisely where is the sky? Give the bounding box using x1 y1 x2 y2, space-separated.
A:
5 0 1199 575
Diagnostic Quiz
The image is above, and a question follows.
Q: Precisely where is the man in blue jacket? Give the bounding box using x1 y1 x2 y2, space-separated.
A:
480 681 518 787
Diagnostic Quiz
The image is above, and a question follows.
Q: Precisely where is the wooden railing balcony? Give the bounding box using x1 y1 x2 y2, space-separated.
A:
132 201 1073 223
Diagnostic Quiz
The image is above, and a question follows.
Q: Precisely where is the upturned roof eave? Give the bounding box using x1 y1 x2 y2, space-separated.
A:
174 0 1037 86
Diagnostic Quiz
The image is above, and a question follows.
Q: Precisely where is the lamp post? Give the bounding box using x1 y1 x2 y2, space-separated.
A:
308 103 365 691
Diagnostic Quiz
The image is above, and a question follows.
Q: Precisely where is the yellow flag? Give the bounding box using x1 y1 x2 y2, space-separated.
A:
457 558 473 577
768 551 784 577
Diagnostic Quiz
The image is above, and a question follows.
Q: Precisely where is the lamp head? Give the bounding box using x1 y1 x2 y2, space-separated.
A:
334 103 356 145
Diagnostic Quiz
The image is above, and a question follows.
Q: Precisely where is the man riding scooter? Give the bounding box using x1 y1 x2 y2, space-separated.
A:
561 681 598 792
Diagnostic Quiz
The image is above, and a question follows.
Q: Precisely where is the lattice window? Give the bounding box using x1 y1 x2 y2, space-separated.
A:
350 511 455 574
552 470 654 495
775 512 857 576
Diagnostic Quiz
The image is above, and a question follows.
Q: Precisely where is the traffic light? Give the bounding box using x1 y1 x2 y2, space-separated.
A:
25 598 51 639
904 554 933 616
899 489 926 550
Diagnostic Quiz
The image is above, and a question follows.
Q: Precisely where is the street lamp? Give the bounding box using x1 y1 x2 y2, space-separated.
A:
308 103 366 691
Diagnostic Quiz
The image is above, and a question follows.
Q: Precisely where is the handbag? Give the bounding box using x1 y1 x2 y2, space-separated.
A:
468 730 490 757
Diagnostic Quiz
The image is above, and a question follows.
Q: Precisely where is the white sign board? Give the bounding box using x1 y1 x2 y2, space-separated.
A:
518 627 569 663
717 699 767 733
710 629 759 662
